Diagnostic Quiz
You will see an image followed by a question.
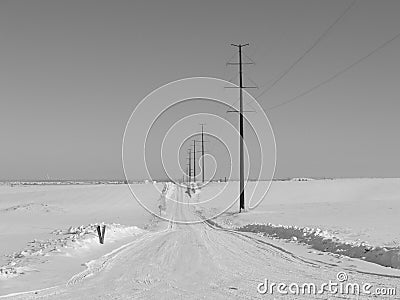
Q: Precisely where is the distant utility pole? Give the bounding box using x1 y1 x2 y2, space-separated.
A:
186 163 190 183
200 124 206 183
193 140 196 183
188 149 192 183
227 43 256 213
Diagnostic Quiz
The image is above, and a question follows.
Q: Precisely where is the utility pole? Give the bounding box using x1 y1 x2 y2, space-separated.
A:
227 43 256 213
200 124 206 183
233 43 247 212
188 149 192 183
193 140 196 183
186 163 190 183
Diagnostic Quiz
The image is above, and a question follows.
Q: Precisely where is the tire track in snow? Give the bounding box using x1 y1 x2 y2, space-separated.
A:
66 223 175 286
198 213 321 268
66 184 178 287
200 214 400 281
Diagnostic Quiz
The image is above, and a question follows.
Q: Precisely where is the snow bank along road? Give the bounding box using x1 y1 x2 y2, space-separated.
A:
2 184 399 299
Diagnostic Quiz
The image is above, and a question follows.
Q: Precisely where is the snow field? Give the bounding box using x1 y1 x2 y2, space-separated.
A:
198 178 400 271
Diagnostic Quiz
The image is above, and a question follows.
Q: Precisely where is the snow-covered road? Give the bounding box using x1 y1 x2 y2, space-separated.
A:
4 185 399 299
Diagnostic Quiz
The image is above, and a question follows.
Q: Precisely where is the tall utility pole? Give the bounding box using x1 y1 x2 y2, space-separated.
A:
200 124 206 183
234 43 247 212
228 43 255 213
193 140 196 183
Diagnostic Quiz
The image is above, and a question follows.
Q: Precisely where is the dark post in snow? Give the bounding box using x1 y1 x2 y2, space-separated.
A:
97 225 106 244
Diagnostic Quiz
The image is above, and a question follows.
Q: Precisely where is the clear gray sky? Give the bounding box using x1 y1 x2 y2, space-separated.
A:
1 0 400 180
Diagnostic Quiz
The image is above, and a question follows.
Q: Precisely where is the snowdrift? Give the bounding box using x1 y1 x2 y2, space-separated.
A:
237 223 400 270
0 223 144 280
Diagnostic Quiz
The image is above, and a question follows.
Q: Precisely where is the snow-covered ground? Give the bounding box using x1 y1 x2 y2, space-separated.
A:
199 179 400 245
0 183 165 295
1 179 400 299
197 178 400 272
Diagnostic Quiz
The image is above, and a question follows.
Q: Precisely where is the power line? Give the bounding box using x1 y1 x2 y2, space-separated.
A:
256 0 357 100
266 29 400 110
